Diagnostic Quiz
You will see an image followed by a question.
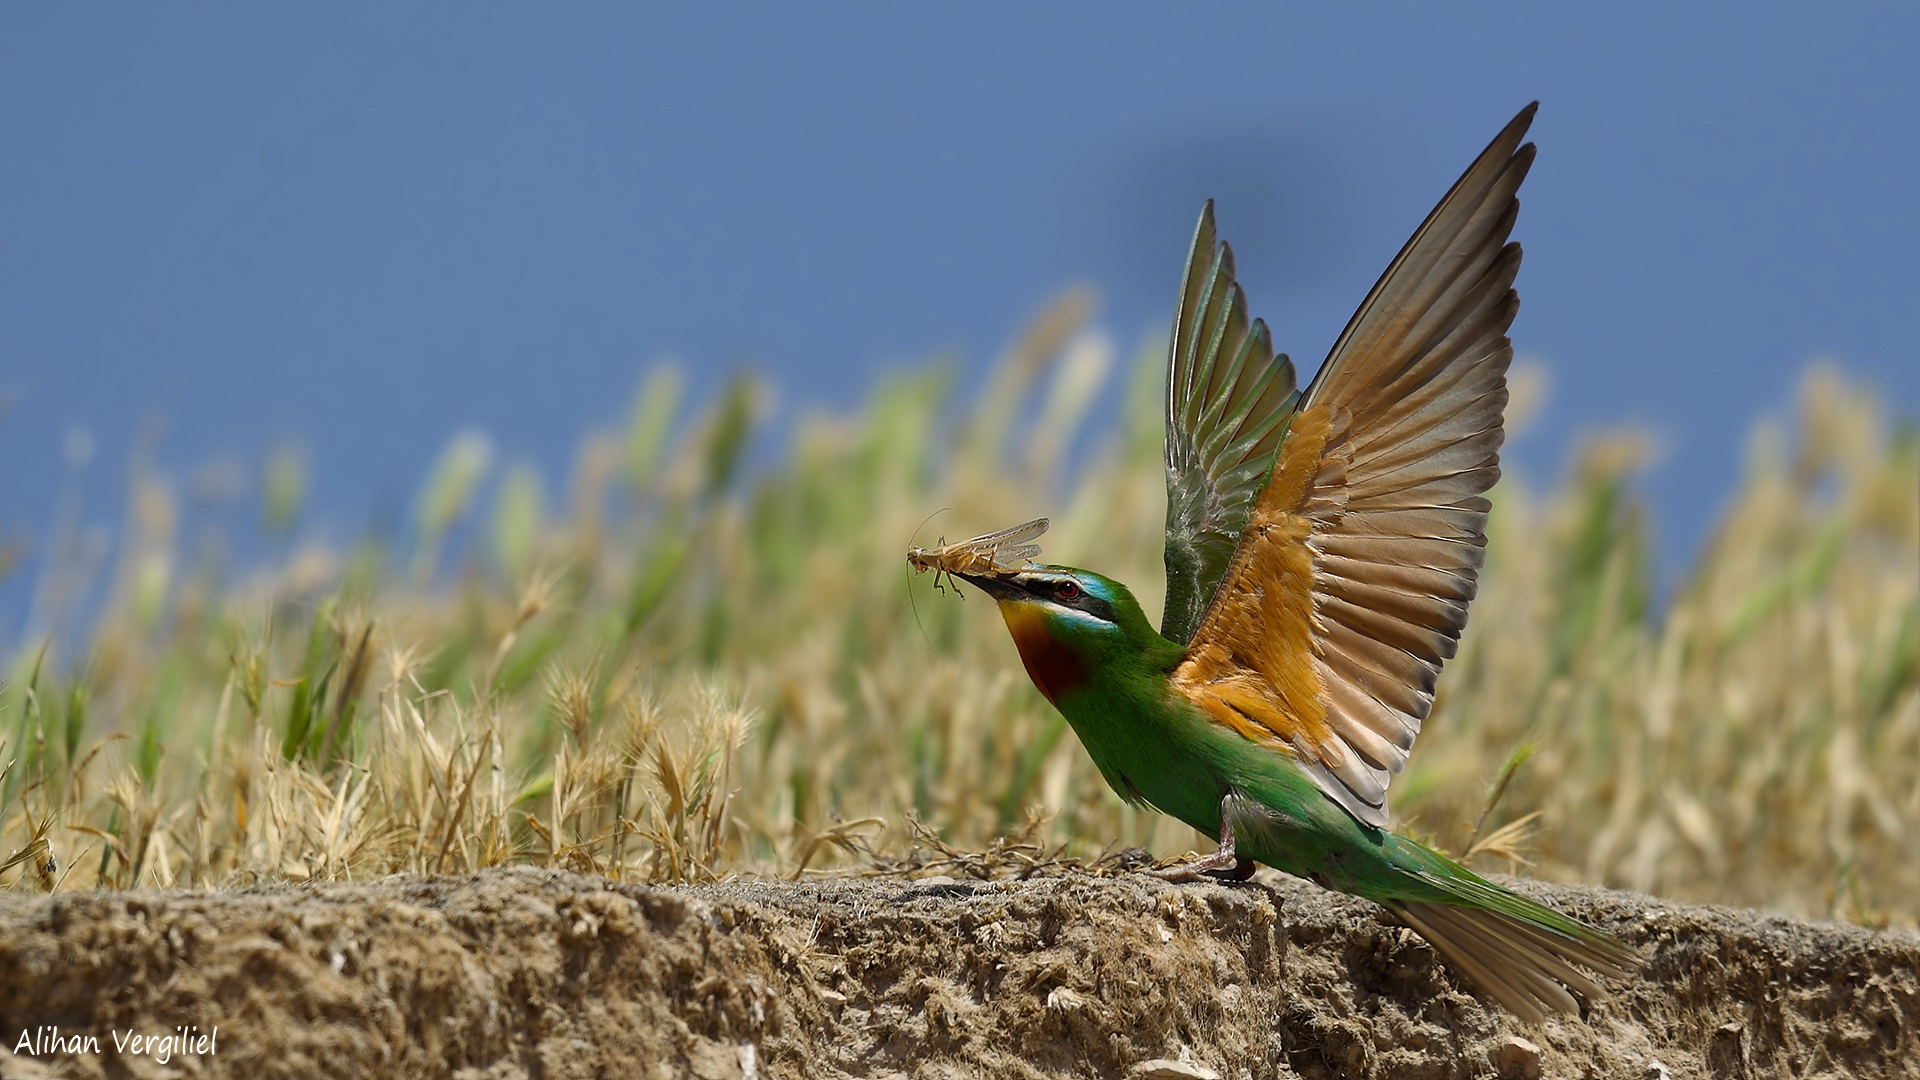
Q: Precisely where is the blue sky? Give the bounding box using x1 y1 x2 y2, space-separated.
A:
3 4 1916 636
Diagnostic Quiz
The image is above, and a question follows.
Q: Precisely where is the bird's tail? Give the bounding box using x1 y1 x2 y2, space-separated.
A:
1392 898 1637 1023
1379 833 1642 1023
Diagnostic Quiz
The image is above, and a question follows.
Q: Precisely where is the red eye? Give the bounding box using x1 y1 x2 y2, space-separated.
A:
1055 580 1081 600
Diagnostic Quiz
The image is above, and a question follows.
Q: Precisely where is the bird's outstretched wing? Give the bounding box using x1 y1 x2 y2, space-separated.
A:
1160 202 1302 647
1172 104 1537 828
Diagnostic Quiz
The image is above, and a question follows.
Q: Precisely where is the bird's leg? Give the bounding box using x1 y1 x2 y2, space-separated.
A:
1148 813 1257 882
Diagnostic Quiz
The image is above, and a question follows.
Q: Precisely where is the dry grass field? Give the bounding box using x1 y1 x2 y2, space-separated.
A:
3 290 1916 924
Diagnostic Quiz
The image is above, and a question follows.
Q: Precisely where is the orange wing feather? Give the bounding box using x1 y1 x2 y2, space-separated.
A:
1170 106 1536 828
1170 404 1342 759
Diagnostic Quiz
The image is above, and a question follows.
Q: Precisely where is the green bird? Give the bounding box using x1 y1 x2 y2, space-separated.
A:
913 103 1637 1022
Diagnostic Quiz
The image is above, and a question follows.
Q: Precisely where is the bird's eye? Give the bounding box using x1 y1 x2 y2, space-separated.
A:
1055 580 1081 601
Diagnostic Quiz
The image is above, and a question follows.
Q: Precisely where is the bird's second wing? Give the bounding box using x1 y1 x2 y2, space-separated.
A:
1160 201 1301 647
1171 105 1535 828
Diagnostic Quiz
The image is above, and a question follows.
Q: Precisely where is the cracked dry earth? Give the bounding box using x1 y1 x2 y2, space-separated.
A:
0 867 1914 1079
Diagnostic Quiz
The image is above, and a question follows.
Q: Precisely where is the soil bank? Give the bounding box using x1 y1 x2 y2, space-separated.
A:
0 867 1914 1079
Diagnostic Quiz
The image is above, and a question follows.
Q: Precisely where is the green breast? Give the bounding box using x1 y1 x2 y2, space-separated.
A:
1051 668 1374 875
1049 672 1236 839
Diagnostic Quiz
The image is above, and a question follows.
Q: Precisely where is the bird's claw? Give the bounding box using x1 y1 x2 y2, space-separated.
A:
1148 855 1257 882
1146 823 1256 882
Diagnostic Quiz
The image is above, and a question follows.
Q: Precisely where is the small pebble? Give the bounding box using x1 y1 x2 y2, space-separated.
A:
1133 1059 1221 1080
1495 1034 1541 1080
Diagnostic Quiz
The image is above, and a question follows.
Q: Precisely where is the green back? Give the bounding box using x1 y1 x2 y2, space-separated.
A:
1160 201 1301 646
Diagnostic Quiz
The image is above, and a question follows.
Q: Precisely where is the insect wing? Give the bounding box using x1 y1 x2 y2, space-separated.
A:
990 542 1043 568
960 517 1048 550
971 517 1049 571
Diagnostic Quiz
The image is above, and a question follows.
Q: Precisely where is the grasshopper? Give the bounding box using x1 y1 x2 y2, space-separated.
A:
906 517 1049 598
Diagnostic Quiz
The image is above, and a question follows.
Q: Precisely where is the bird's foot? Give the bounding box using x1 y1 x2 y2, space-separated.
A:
1146 825 1256 882
1149 854 1258 882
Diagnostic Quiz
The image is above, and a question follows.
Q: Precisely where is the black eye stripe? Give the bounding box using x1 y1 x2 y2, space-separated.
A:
1032 576 1115 625
1015 574 1115 623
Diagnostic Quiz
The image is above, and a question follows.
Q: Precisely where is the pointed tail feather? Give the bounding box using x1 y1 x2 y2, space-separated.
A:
1393 899 1639 1023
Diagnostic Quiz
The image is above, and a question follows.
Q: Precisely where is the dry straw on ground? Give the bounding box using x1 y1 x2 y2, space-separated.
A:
2 290 1916 923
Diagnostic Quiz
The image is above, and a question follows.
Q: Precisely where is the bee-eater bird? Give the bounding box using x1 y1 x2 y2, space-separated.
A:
917 104 1637 1022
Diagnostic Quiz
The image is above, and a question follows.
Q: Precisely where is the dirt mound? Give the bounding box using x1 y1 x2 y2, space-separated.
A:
0 867 1914 1079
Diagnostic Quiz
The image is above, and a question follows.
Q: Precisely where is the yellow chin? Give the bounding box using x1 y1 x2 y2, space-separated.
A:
996 597 1050 649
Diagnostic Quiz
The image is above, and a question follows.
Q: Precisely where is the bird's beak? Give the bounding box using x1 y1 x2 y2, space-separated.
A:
957 571 1025 602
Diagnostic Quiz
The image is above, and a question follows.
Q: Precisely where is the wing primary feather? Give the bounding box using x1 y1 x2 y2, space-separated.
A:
1183 249 1238 434
1360 173 1525 369
1214 434 1291 491
1346 350 1508 455
1166 202 1218 473
1318 632 1437 718
1202 366 1294 471
1345 465 1502 508
1391 204 1522 357
1196 319 1277 454
1320 594 1460 662
1348 386 1507 475
1315 664 1419 748
1321 698 1407 772
1345 291 1519 442
1319 574 1471 635
1376 148 1526 343
1313 533 1489 576
1329 506 1490 544
1353 430 1506 494
1298 757 1387 827
1307 105 1536 410
1313 555 1482 617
